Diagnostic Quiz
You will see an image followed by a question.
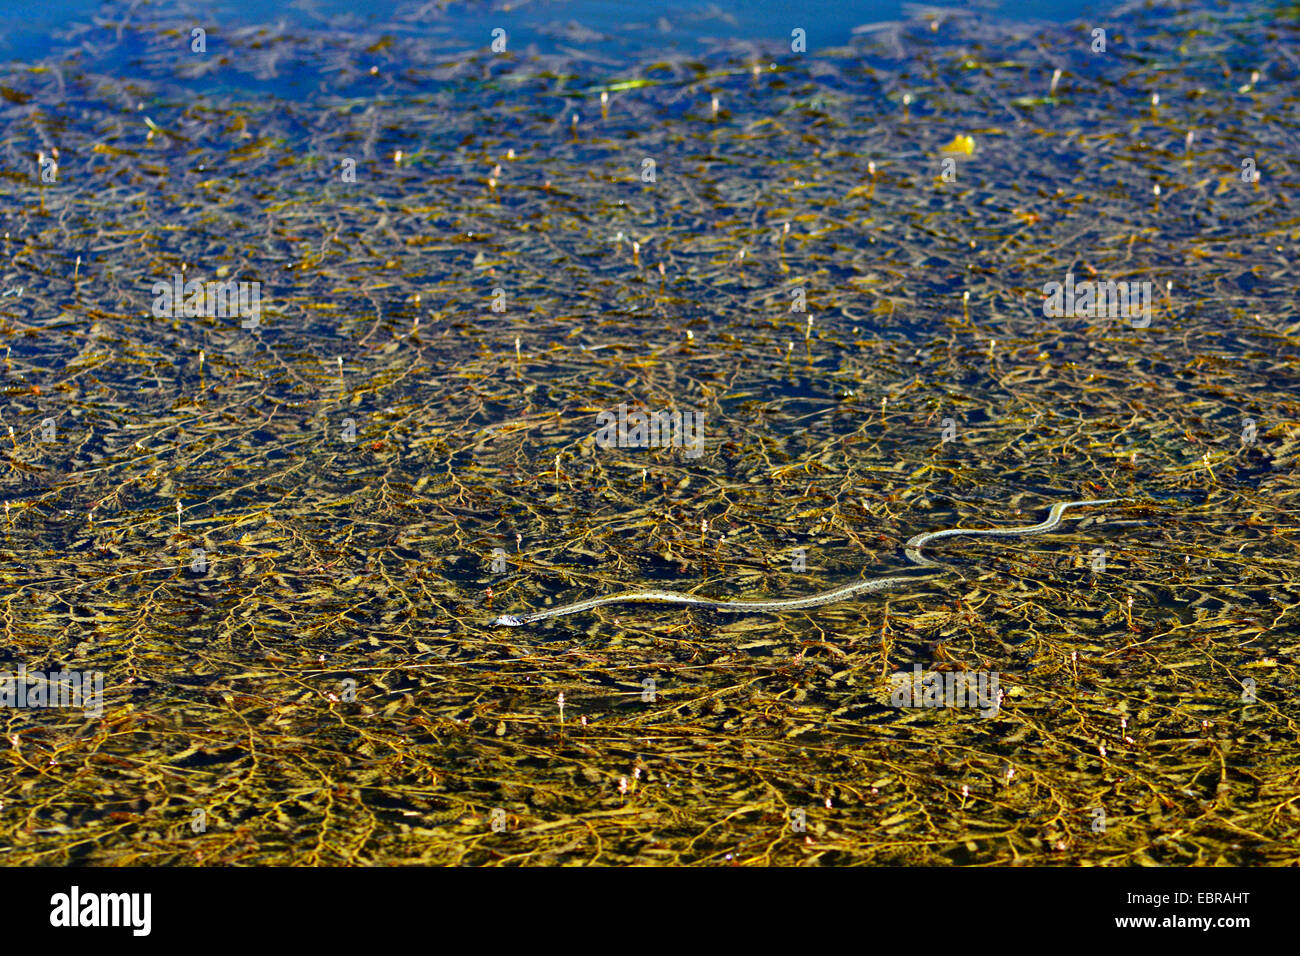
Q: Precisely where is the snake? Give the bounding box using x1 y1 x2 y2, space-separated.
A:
491 498 1121 626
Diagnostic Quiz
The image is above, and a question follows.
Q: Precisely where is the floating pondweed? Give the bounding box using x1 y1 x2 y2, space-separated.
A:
0 0 1295 868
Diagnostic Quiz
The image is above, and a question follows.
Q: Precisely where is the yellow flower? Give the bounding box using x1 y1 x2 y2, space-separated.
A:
940 134 976 155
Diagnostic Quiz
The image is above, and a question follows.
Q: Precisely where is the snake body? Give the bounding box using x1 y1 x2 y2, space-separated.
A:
491 498 1119 626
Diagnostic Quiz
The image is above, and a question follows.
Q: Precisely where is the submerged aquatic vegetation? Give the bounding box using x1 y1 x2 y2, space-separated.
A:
0 0 1297 865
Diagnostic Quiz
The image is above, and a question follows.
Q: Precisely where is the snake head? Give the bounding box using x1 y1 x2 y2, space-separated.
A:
493 614 525 627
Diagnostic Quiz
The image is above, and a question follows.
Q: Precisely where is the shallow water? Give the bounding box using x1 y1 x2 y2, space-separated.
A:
0 0 1297 865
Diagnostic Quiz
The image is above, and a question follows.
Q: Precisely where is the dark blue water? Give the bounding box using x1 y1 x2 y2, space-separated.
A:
0 0 1114 67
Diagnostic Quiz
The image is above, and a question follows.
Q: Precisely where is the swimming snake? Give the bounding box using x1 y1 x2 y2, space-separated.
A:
491 498 1121 626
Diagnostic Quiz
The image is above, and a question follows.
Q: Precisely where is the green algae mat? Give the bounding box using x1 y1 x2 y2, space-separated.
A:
1 0 1298 865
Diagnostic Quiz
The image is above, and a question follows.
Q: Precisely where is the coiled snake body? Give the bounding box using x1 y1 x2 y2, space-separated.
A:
492 498 1120 627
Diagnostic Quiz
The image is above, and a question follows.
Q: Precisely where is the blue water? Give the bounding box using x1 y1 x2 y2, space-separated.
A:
0 0 1114 65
